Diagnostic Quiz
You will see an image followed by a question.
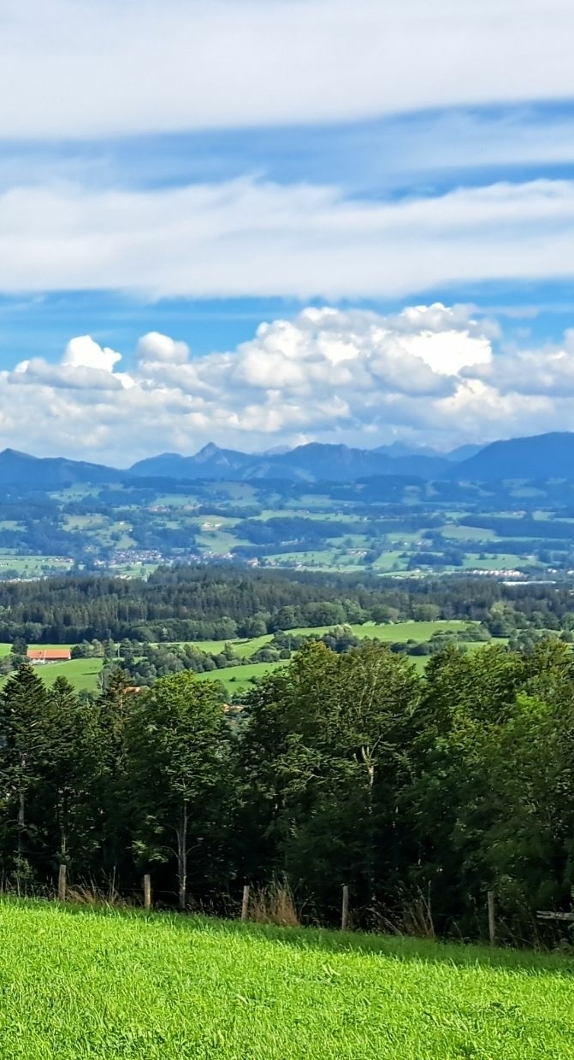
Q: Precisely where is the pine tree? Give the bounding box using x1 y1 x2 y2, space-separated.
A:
0 665 49 888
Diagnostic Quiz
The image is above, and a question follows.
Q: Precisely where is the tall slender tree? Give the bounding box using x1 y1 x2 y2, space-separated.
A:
0 665 49 887
127 671 230 910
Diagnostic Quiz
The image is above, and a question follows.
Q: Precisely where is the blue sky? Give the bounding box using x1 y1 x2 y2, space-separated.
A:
1 0 574 463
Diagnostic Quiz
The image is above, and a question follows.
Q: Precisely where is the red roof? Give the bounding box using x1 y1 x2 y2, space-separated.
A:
27 649 71 661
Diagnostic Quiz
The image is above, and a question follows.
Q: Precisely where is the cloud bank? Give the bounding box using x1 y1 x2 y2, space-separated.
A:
1 0 574 138
2 303 573 464
2 177 574 299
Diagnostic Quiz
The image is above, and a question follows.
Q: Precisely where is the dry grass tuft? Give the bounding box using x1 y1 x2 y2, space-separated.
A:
247 880 300 927
377 886 436 939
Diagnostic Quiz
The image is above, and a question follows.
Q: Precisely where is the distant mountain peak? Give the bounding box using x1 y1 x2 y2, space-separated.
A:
0 447 36 460
194 442 222 459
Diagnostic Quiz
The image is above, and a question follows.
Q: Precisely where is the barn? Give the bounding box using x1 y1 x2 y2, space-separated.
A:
27 648 72 664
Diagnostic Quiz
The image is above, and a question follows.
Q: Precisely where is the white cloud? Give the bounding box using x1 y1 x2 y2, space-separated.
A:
1 177 574 300
62 336 121 373
10 358 125 391
136 332 190 365
375 110 574 182
2 303 574 464
12 336 132 391
0 1 573 139
470 330 574 397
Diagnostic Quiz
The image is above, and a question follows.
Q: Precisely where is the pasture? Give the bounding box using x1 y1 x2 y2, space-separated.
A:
0 622 481 696
0 648 102 693
190 620 473 655
196 659 288 693
0 900 571 1059
29 658 103 692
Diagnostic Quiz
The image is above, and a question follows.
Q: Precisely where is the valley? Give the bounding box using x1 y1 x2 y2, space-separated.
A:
3 432 574 582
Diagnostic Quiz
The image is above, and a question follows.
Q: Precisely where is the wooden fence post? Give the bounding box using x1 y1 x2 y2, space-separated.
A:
143 874 152 911
341 885 349 931
487 890 496 945
58 864 67 902
241 885 250 921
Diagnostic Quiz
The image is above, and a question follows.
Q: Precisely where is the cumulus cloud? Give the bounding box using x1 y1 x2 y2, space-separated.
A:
12 336 133 392
136 333 190 366
1 303 574 464
62 336 121 373
469 330 574 397
0 0 573 139
1 177 574 300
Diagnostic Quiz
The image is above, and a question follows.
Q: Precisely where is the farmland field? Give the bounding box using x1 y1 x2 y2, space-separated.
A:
187 621 473 656
0 653 102 692
0 622 481 695
28 658 103 692
195 659 288 692
0 900 572 1060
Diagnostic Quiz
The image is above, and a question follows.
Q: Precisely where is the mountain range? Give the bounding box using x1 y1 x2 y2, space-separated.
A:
0 431 573 489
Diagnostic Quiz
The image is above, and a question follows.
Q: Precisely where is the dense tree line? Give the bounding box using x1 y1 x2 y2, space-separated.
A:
0 565 573 644
2 639 574 944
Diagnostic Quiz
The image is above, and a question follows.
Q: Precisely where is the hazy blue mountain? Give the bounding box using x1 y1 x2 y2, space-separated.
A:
0 448 122 489
451 432 574 481
375 441 484 464
246 442 449 481
444 443 484 463
3 432 573 491
270 443 393 480
130 441 449 482
129 444 253 480
374 441 442 458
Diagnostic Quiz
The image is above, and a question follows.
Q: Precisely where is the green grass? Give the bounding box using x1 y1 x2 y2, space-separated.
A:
185 635 273 657
189 622 476 692
461 554 532 571
0 642 76 657
440 524 498 542
0 555 73 576
177 622 474 659
0 900 572 1059
293 620 472 641
195 660 287 693
0 649 102 692
29 658 103 692
372 550 409 571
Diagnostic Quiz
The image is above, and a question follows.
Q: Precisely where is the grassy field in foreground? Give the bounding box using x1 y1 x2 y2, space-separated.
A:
0 901 572 1060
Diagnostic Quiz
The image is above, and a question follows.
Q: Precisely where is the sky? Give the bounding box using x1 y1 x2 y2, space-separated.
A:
2 0 574 465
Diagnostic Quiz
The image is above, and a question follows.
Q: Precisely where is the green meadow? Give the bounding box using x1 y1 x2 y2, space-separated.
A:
0 649 103 693
0 900 572 1060
195 659 288 693
29 658 103 692
189 620 473 656
0 622 481 696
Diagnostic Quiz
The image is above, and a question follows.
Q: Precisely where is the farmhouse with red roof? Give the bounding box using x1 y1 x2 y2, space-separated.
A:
27 648 71 663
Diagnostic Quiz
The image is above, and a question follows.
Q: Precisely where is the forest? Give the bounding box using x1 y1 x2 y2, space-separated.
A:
2 635 574 944
0 564 573 644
